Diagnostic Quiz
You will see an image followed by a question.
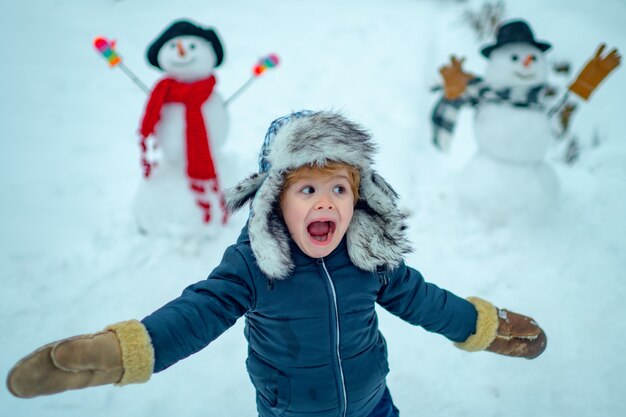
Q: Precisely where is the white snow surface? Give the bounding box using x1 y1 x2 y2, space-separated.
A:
1 1 625 416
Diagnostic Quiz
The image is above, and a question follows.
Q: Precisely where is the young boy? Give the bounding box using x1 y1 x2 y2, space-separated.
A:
7 111 546 417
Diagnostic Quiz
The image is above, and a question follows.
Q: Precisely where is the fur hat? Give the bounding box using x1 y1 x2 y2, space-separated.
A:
223 111 412 279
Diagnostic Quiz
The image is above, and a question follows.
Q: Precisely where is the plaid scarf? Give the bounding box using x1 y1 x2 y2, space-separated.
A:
431 77 555 151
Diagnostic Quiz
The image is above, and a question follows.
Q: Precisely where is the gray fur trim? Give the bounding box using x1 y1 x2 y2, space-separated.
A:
223 111 412 279
247 172 294 279
223 172 268 213
346 170 411 272
266 112 375 173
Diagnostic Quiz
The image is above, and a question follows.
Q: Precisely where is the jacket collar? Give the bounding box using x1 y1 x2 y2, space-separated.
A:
237 224 352 271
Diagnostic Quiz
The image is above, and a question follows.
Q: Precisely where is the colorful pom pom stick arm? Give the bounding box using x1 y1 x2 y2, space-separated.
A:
92 36 150 94
252 53 280 77
94 36 122 67
224 53 280 106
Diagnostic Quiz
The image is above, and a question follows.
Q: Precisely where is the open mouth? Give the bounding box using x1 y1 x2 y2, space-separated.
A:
307 221 336 244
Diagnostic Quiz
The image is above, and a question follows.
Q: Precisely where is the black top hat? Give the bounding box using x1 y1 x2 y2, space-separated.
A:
146 19 224 70
481 19 551 58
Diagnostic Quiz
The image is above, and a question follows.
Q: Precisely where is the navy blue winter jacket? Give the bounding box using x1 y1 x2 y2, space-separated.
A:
141 226 478 417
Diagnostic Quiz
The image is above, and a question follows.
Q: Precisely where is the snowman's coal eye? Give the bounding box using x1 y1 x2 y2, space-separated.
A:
531 55 537 62
511 54 519 62
189 43 196 50
169 42 176 49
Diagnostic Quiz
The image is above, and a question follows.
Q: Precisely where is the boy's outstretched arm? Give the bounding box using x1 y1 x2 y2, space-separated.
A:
7 244 255 398
377 264 546 359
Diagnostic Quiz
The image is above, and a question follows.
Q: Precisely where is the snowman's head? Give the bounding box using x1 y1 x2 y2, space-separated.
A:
484 42 548 88
157 35 218 82
147 20 224 82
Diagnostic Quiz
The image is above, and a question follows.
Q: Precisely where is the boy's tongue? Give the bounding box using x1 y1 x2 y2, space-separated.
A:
308 221 331 236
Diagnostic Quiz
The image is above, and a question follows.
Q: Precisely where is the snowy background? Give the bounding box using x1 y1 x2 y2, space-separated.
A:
1 0 625 416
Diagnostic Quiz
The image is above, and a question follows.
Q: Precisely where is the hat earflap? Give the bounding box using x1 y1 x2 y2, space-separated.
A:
246 172 294 280
223 171 268 213
346 170 412 272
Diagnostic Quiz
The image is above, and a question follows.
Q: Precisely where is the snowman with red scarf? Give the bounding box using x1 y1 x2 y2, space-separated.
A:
134 19 229 238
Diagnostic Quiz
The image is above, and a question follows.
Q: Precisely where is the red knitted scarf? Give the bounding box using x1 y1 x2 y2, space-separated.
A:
140 75 217 180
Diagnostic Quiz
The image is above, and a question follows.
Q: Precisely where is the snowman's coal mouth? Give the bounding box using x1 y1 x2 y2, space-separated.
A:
169 57 197 67
307 221 337 243
514 71 535 80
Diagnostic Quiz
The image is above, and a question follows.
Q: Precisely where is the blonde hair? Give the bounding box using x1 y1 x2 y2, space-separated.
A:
282 162 361 203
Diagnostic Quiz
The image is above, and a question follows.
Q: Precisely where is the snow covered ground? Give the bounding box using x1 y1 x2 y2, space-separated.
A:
1 0 625 416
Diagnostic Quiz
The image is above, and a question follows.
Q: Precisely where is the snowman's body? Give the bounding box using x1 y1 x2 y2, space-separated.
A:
134 94 229 238
475 99 551 163
134 31 230 238
154 97 228 167
455 43 561 222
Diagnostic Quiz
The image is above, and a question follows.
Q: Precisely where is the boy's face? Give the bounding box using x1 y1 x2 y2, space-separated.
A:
280 168 355 259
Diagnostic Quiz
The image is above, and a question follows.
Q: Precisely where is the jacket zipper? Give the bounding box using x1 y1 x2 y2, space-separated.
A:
320 258 348 417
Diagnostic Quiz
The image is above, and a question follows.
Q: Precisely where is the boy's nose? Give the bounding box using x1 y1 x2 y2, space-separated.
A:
315 202 334 210
315 195 334 210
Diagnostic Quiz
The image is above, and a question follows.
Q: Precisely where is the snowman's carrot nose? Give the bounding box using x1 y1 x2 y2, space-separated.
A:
523 55 533 67
177 41 186 57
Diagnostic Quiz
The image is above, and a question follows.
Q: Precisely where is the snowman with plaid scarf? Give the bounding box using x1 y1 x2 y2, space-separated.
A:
133 19 230 238
431 19 620 222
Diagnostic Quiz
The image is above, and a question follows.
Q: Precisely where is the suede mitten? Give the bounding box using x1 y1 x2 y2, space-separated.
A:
439 56 475 100
569 44 621 100
7 320 154 398
455 297 547 359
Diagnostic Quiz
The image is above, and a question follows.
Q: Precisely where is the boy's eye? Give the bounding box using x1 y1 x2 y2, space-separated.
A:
300 186 315 195
333 185 345 194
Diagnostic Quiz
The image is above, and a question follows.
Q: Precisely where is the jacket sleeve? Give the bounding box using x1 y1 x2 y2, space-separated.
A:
376 262 477 343
141 245 255 373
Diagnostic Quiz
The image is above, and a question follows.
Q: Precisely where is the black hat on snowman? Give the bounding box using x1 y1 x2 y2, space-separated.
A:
146 19 224 70
481 19 551 58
